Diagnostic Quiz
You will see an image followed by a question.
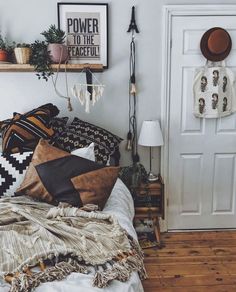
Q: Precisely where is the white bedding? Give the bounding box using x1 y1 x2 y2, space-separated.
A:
0 179 144 292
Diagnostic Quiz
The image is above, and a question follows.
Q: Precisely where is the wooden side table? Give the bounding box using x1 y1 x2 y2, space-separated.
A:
133 175 164 245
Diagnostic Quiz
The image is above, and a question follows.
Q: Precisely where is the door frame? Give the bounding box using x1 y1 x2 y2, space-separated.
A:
161 5 236 231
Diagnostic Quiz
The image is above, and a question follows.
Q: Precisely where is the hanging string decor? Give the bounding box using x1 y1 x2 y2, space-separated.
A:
126 6 140 164
71 67 105 113
51 45 73 112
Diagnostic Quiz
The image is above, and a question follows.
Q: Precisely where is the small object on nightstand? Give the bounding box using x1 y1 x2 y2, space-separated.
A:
119 163 147 191
138 120 164 182
133 175 164 248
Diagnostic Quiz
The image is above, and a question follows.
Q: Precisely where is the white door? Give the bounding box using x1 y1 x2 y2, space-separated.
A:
168 15 236 230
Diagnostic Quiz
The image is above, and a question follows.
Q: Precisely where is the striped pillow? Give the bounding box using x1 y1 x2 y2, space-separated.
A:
0 103 59 154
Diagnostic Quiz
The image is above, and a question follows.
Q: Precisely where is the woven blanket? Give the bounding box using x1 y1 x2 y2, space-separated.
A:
0 196 146 292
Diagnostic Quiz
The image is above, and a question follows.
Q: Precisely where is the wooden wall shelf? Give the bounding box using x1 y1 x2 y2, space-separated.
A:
0 63 103 72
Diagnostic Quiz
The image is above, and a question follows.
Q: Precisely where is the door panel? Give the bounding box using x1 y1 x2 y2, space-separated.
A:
212 154 236 214
180 154 203 214
168 15 236 229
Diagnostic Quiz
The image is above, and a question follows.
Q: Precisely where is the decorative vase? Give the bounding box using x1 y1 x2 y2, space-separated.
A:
48 43 68 63
0 50 8 62
14 47 32 64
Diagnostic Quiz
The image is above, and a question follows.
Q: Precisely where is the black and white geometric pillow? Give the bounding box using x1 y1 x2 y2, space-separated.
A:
54 117 122 165
0 152 33 197
53 130 112 165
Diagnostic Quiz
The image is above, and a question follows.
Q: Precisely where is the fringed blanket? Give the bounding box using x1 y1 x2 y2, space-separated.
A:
0 196 147 292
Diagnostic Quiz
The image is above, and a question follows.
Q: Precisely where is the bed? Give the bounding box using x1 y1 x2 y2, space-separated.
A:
0 104 145 291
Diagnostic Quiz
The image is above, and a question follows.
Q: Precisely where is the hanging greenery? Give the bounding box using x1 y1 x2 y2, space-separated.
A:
30 40 53 81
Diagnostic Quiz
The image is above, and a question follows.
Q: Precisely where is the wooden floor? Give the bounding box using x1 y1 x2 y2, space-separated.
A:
142 231 236 292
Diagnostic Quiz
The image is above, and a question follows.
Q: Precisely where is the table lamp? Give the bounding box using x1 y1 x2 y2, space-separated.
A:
138 120 164 182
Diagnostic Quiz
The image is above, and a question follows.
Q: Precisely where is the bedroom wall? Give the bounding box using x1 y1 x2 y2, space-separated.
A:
0 0 235 171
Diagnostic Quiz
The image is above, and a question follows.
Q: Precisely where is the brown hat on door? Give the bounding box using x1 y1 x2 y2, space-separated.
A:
200 27 232 61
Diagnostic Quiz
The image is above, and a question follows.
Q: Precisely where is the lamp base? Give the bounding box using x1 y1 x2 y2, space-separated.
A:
147 172 159 182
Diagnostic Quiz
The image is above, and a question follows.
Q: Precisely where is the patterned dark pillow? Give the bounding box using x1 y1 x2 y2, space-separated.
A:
53 118 123 165
0 103 59 154
0 151 33 197
50 116 69 137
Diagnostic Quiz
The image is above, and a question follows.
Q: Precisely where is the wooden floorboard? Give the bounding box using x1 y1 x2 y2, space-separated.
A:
142 231 236 291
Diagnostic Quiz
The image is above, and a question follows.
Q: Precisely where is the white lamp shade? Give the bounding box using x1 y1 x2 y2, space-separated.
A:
138 120 164 147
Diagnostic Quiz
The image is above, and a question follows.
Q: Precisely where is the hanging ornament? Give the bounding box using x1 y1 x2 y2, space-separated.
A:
71 67 105 113
126 6 140 164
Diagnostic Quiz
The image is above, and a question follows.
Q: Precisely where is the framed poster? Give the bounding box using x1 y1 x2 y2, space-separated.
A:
58 3 108 68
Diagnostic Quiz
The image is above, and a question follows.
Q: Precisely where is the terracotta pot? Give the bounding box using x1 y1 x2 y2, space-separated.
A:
48 43 68 63
0 50 8 62
14 47 32 64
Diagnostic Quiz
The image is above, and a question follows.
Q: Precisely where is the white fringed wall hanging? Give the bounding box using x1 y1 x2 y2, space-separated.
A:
51 47 105 113
71 68 105 113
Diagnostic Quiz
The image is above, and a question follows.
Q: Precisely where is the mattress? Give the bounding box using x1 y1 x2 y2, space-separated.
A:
0 178 144 292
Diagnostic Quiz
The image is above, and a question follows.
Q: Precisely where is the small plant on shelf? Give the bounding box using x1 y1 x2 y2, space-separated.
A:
41 24 65 44
41 24 68 63
0 33 13 62
30 40 54 81
14 43 32 64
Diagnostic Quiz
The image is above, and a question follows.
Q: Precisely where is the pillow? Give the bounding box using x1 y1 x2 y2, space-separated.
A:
0 103 59 154
16 139 119 209
53 117 122 165
0 143 94 198
0 151 33 197
50 116 69 137
71 142 95 162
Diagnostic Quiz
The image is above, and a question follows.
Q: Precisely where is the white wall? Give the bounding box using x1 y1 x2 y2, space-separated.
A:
0 0 235 171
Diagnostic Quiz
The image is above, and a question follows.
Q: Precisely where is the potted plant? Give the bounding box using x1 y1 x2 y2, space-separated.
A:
41 24 68 63
0 34 10 62
14 43 32 64
30 40 54 81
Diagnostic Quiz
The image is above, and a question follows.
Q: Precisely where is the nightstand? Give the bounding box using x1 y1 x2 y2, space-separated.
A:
132 175 164 245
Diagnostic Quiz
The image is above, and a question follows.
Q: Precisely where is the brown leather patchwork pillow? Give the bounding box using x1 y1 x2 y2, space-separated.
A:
16 139 119 209
0 103 59 154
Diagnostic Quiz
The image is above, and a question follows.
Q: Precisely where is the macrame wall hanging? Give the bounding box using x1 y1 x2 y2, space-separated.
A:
126 6 140 164
52 48 104 113
71 67 105 113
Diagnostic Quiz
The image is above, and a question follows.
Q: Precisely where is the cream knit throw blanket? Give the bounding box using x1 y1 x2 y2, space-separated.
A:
0 196 146 292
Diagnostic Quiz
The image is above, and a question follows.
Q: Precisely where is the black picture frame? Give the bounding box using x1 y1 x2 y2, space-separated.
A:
57 2 108 68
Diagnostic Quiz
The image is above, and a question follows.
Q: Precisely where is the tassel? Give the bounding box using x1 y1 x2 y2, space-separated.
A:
130 83 136 95
126 131 132 151
93 271 103 288
79 87 85 105
92 88 96 106
39 260 46 272
99 86 104 98
93 268 118 288
67 98 73 112
85 91 91 113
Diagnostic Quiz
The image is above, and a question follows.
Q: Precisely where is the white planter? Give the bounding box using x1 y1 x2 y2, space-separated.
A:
14 47 32 64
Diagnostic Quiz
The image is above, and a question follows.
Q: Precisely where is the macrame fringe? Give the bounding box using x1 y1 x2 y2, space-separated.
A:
6 234 147 291
92 237 147 288
8 261 88 292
